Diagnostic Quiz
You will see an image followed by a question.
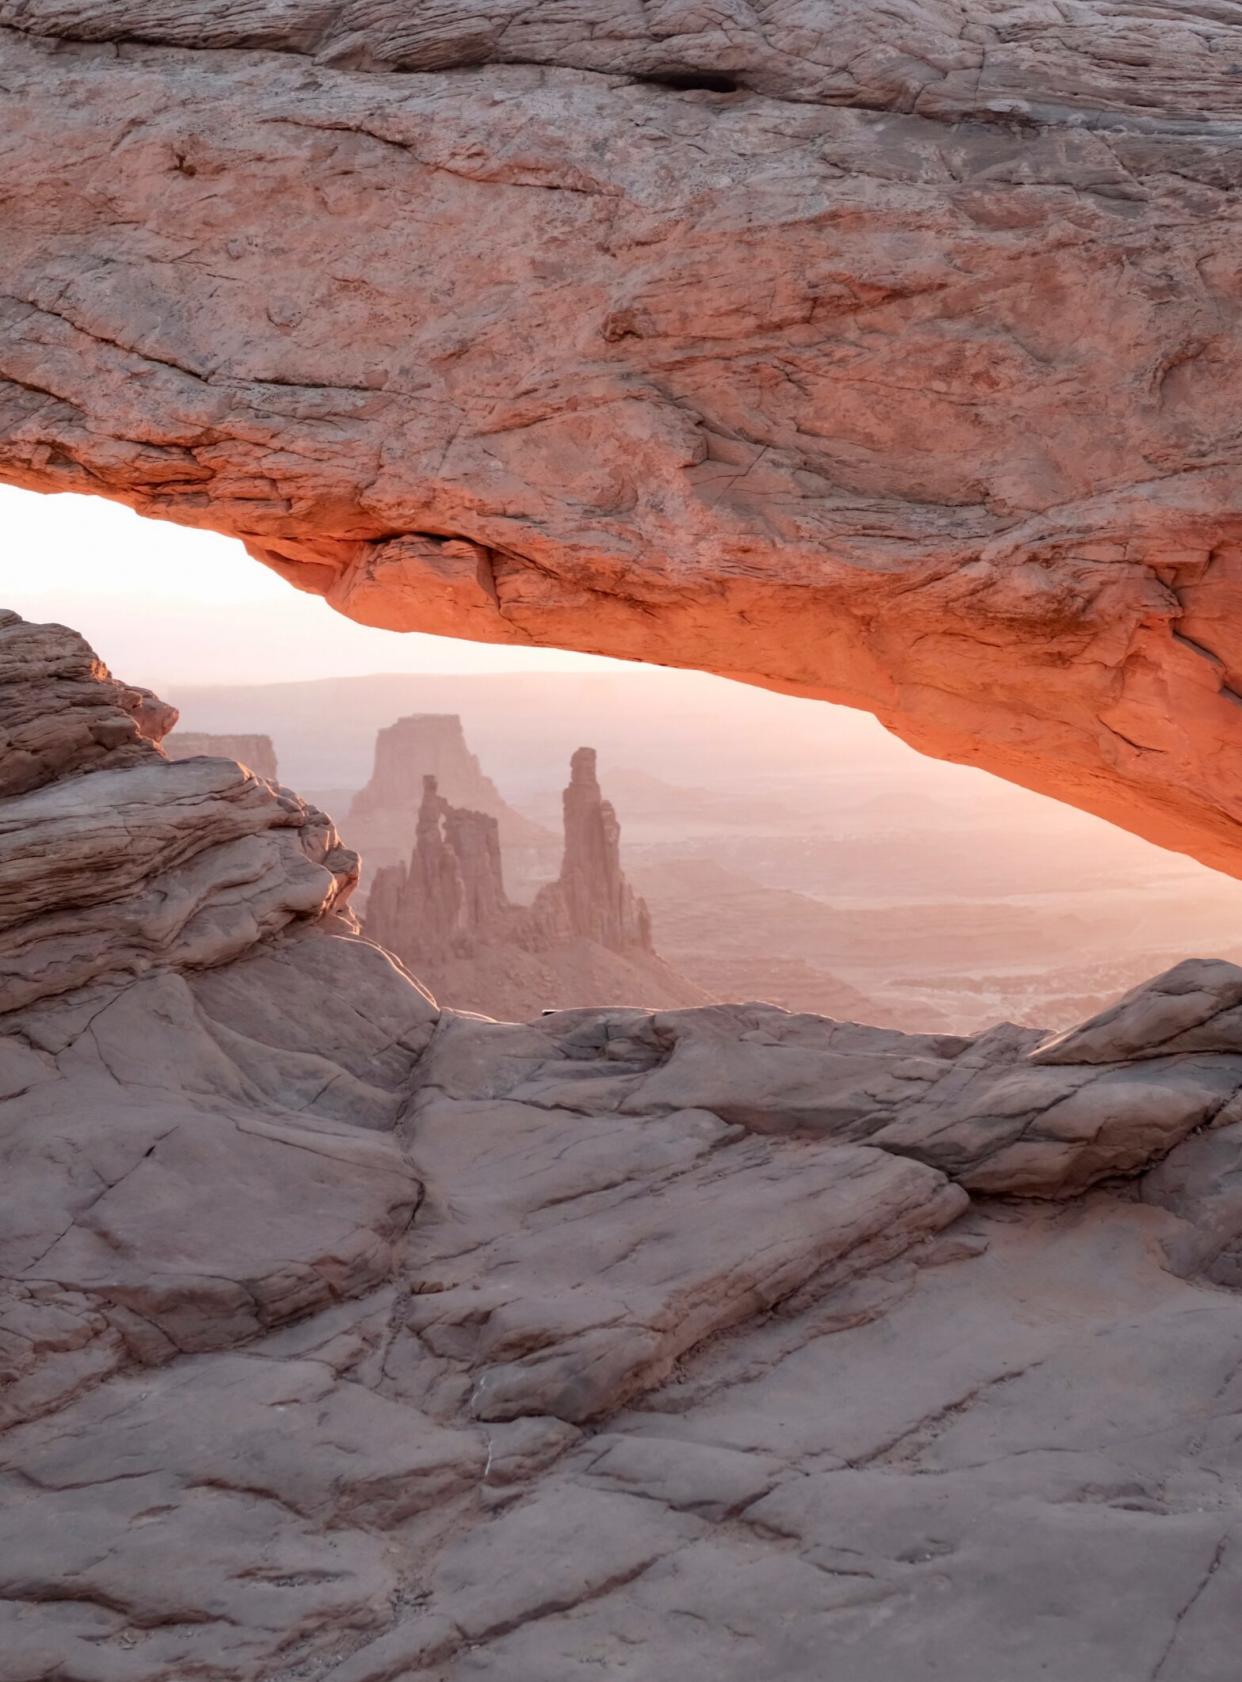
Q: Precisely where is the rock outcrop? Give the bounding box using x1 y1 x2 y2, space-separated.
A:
365 749 697 1018
0 609 175 797
0 612 437 1431
4 6 1242 872
164 729 278 782
366 774 521 963
346 713 547 884
11 614 1242 1676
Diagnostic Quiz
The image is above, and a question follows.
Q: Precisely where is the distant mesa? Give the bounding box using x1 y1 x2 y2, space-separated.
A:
165 731 279 784
365 743 708 1019
346 713 549 888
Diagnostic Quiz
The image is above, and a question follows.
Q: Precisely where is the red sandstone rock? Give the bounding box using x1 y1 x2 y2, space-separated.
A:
3 10 1242 870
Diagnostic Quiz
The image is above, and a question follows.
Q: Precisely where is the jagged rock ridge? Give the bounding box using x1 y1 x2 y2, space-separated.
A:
164 729 279 783
365 746 699 1019
8 614 1242 1677
4 5 1242 872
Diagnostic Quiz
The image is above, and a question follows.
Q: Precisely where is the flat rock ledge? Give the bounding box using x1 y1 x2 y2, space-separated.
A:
6 614 1242 1680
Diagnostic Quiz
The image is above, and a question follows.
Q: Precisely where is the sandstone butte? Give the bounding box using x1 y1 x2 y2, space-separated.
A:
4 3 1242 873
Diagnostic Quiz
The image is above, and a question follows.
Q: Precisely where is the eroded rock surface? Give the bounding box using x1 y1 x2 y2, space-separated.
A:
4 7 1242 872
0 609 174 796
9 613 1242 1678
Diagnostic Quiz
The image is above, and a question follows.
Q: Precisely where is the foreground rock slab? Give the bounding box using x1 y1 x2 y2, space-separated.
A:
9 615 1242 1678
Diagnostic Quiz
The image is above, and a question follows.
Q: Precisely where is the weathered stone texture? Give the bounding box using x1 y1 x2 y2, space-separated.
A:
10 615 1242 1676
3 5 1242 869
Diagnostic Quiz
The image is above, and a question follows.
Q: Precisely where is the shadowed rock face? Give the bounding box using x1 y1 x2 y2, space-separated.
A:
11 614 1242 1676
4 5 1242 870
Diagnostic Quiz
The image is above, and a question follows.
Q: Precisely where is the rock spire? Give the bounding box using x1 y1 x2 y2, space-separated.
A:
533 747 653 953
366 746 653 969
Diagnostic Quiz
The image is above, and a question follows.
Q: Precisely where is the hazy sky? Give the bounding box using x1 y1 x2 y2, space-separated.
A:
2 485 627 688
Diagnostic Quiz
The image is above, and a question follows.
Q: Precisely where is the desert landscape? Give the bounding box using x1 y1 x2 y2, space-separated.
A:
7 1 1242 1678
169 669 1242 1033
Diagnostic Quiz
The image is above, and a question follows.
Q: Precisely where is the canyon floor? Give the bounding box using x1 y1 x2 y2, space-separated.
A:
6 612 1242 1680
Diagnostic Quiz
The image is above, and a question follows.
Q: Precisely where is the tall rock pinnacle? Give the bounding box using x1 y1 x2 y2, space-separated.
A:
537 747 653 954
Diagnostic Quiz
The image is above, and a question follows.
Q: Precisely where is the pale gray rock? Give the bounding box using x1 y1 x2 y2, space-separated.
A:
0 609 174 797
0 752 359 1012
1035 956 1242 1065
1 993 423 1362
0 618 436 1428
454 1000 1242 1197
401 1082 967 1423
11 616 1242 1679
1144 1118 1242 1288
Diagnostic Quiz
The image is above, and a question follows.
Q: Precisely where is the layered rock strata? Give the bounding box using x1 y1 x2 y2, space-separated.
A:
0 613 437 1434
9 614 1242 1676
164 729 279 782
5 6 1242 872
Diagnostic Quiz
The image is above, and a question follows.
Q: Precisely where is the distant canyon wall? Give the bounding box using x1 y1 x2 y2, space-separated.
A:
165 732 279 783
4 5 1242 871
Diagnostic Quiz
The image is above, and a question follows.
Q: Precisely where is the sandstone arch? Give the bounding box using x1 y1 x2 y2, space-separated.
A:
3 3 1242 870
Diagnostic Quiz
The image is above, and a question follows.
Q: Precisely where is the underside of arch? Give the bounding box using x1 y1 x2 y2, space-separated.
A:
3 3 1242 871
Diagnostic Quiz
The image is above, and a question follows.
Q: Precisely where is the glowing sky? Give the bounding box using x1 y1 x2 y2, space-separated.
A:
1 485 627 687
